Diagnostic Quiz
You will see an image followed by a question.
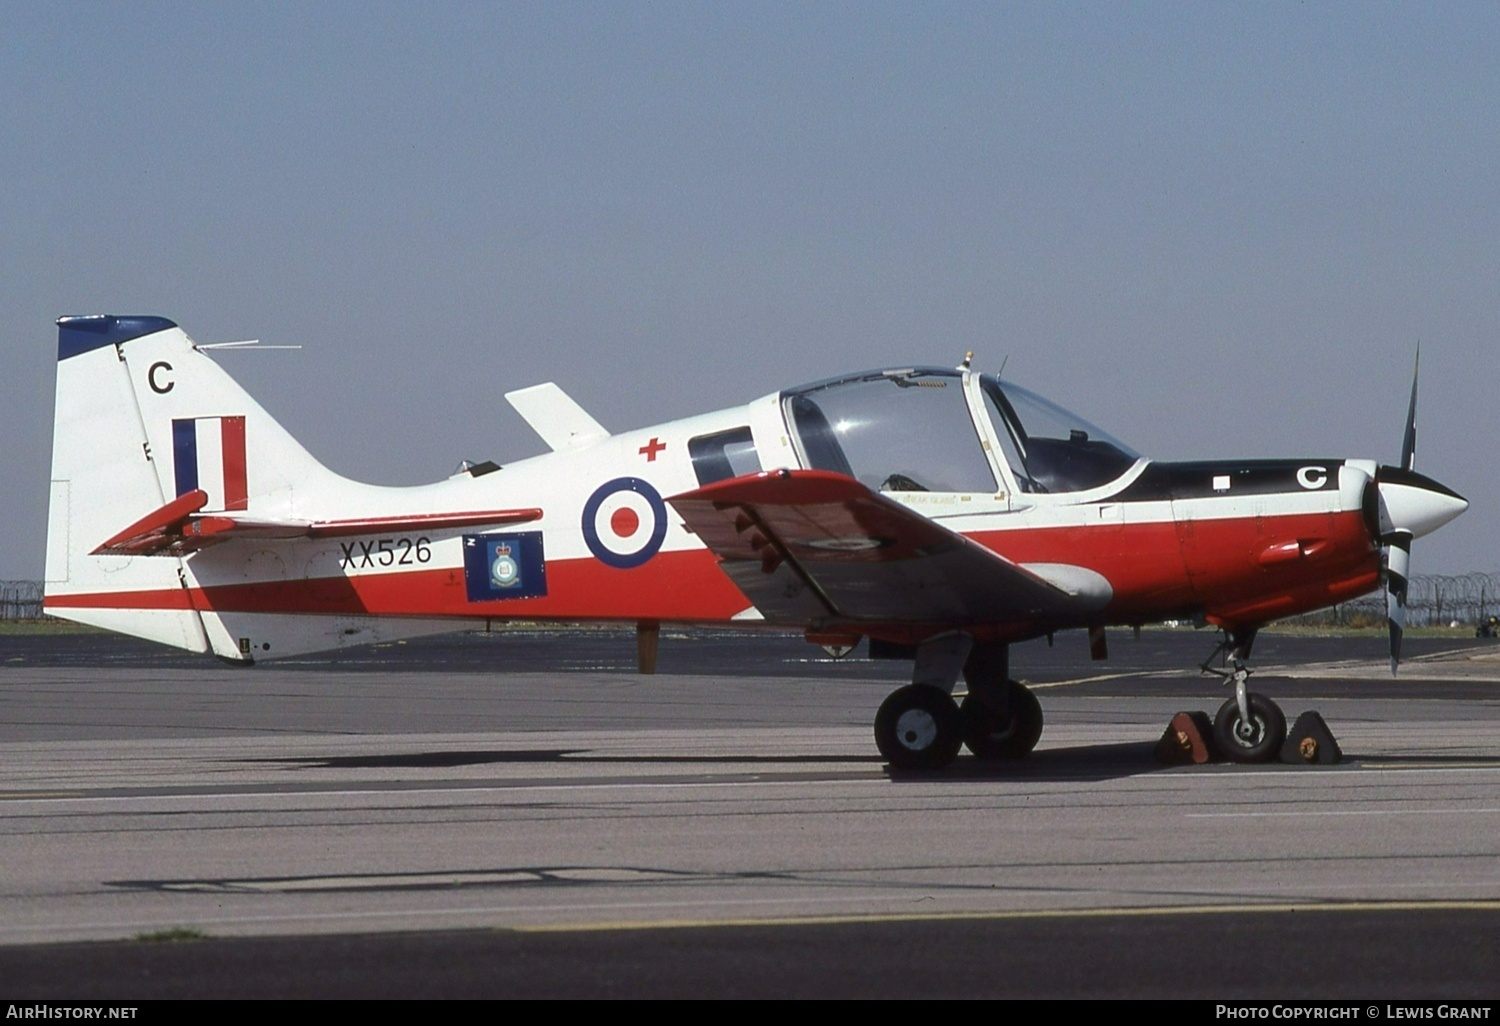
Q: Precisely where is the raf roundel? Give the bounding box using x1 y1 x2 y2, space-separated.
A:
582 477 669 569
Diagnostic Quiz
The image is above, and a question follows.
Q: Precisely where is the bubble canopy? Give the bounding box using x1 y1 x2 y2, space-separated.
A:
781 368 1139 496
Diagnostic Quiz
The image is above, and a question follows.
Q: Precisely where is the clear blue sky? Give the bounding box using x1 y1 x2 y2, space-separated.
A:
3 1 1495 579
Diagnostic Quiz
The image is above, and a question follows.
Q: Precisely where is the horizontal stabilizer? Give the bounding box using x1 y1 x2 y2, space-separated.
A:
504 382 610 451
94 493 543 557
94 489 212 556
669 469 1081 625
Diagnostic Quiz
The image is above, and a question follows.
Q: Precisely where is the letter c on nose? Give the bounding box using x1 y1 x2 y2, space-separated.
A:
1296 465 1327 490
148 361 174 394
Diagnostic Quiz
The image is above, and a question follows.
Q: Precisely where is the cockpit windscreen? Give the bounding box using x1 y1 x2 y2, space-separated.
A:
981 377 1139 493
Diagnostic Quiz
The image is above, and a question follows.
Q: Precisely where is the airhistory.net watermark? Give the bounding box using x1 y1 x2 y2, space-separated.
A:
5 1008 137 1020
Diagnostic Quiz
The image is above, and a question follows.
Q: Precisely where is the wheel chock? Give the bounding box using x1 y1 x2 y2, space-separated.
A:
1279 711 1342 765
1155 711 1217 764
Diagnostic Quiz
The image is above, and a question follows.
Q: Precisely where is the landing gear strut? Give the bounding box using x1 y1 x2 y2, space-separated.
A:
1200 628 1286 763
873 636 1043 769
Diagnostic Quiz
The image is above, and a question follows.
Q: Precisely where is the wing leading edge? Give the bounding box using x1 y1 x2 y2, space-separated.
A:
669 469 1103 626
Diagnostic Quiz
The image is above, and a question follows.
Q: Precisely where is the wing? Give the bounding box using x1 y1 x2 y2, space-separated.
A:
669 469 1095 626
93 489 542 557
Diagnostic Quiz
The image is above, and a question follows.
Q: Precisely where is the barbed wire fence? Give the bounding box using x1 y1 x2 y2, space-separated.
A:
1 581 44 620
3 575 1497 626
1290 572 1500 629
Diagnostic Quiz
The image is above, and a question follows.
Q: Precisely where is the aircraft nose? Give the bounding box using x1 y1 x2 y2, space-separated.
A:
1375 466 1468 539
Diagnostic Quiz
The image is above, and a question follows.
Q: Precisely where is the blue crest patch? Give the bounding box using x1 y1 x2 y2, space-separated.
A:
463 531 547 602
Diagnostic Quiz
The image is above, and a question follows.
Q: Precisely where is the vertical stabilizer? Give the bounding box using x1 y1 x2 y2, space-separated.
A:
44 315 345 655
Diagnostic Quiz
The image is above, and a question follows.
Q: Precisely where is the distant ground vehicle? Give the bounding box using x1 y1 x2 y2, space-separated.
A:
1479 616 1499 639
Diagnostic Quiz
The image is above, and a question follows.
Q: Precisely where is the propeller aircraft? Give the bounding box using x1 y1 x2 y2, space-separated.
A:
44 316 1468 768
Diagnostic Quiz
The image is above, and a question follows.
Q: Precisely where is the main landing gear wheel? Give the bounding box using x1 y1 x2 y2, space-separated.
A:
874 684 963 770
1213 692 1287 763
960 681 1043 760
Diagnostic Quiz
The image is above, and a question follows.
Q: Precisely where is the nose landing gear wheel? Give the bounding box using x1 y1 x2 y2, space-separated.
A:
874 684 963 770
1213 692 1287 763
960 681 1043 760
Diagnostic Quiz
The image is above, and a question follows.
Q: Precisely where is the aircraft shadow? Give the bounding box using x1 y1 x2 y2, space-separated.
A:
250 741 1179 781
252 750 888 769
889 741 1170 783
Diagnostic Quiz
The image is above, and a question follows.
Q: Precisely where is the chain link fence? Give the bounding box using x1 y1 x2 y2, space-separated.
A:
1 580 44 620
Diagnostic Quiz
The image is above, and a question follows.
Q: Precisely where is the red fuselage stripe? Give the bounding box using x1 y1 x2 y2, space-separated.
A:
47 510 1381 628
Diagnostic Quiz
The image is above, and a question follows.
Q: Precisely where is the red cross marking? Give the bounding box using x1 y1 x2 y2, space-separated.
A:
639 437 666 462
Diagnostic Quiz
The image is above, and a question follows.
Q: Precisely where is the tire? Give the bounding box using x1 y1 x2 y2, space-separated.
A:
874 684 963 770
1213 693 1287 763
961 681 1044 760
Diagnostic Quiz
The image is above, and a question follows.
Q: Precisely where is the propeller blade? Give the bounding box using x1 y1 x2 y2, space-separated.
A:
1385 532 1412 675
1400 345 1419 472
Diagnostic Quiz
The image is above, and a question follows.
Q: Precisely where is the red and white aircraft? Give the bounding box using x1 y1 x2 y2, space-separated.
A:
44 315 1468 767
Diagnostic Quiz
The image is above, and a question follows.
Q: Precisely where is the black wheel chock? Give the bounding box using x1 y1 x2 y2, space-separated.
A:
1155 710 1217 765
1278 710 1342 765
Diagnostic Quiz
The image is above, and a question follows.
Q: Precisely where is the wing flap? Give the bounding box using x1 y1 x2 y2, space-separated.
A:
670 470 1077 624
